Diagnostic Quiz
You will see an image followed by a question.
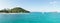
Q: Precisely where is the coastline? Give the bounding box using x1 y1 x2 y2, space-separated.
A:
0 13 30 14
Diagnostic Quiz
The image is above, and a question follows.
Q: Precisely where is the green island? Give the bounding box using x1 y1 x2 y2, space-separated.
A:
0 7 30 13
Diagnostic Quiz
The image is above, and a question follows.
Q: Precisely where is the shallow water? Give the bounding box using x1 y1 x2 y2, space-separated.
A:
0 12 60 23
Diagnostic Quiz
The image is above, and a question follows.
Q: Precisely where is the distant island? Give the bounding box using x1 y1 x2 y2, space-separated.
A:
0 7 30 13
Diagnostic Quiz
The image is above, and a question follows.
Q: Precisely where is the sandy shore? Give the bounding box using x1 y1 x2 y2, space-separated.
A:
0 13 30 14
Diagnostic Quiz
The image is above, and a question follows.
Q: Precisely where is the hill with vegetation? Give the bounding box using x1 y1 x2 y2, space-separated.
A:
0 7 30 13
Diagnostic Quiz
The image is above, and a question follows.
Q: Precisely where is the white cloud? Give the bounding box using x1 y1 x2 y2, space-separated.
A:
49 1 57 10
49 1 57 4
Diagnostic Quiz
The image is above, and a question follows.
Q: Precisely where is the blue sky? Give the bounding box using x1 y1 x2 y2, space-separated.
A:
0 0 60 12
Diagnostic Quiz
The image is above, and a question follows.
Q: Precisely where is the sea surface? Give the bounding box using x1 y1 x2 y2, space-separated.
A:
0 12 60 23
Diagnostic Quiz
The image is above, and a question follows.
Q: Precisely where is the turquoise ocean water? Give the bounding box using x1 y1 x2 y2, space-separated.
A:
0 12 60 23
